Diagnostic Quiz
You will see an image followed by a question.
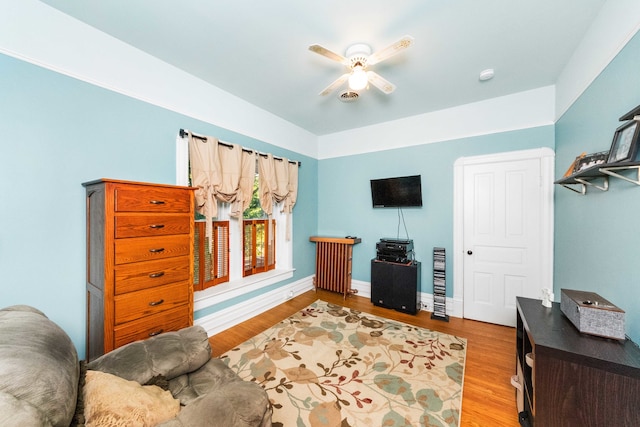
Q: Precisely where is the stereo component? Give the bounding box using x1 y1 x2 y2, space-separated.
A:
376 238 414 264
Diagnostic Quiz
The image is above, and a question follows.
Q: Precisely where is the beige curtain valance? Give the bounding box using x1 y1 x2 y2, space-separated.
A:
258 154 298 241
186 130 299 246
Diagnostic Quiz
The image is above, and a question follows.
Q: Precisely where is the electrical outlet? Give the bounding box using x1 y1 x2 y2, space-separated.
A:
288 290 294 299
285 290 294 300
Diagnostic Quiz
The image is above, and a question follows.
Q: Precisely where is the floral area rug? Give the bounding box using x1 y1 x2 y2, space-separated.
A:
221 300 467 427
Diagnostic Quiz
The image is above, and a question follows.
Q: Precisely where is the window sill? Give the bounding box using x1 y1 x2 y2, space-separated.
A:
193 268 294 311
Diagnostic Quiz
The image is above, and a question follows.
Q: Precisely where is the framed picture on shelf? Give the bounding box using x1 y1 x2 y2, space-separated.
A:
563 152 585 177
619 104 640 121
607 120 640 163
575 150 609 172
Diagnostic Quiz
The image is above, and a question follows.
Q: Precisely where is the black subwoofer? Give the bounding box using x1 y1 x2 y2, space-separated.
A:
370 259 421 314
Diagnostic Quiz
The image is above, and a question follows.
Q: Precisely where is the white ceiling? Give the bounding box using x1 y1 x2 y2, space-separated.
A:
41 0 608 136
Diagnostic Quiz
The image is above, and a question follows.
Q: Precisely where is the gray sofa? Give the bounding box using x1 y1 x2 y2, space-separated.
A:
0 305 271 427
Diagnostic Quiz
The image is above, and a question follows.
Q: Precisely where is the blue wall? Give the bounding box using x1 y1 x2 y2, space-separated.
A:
555 30 640 343
318 126 555 295
2 23 639 355
0 53 318 360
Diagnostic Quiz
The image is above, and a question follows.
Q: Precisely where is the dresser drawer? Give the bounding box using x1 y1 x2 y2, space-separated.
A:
115 235 190 265
115 214 191 238
114 281 190 325
114 256 190 295
115 186 192 213
113 305 191 349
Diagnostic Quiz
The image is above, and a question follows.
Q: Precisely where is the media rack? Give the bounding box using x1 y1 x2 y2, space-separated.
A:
431 247 448 321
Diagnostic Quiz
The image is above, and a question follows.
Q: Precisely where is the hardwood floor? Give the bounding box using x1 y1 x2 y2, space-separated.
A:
209 289 519 427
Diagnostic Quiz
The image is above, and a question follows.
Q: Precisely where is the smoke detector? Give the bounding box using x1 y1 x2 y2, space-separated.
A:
479 68 495 81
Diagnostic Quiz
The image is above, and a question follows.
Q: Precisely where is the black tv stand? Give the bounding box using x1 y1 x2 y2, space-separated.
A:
370 259 421 314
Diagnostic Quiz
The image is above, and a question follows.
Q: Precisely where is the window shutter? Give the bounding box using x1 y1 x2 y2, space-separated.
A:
194 220 229 290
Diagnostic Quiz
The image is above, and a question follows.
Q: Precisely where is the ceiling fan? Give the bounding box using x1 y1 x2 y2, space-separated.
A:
309 35 414 97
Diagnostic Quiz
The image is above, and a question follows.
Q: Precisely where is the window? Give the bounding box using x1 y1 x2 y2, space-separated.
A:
242 174 275 277
177 133 294 294
243 219 276 277
193 220 229 291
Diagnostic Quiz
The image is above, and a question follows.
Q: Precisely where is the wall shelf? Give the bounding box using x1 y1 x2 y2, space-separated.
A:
600 162 640 185
555 161 640 194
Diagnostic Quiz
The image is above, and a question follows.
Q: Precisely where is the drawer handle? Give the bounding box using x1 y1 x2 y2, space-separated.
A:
149 200 166 205
148 271 165 278
149 248 165 253
149 224 165 229
148 299 165 306
148 329 164 337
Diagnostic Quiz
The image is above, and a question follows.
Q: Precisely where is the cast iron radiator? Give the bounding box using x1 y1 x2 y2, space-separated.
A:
309 236 361 299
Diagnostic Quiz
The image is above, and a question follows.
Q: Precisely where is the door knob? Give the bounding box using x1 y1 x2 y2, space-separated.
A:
467 250 473 255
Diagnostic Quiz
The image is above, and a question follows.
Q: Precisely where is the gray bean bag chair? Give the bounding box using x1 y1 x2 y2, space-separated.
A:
0 305 272 427
0 305 79 427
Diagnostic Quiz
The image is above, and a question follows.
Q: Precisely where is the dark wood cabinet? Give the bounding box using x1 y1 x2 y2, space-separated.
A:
371 260 421 314
516 297 640 426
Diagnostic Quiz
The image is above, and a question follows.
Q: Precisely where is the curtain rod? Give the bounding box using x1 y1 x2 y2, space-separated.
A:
179 128 301 167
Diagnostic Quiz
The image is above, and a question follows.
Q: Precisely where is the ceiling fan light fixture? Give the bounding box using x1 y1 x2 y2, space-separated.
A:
309 35 413 97
338 90 359 102
348 64 368 90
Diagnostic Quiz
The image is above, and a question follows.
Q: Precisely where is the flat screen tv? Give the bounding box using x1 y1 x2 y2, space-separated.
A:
370 175 422 208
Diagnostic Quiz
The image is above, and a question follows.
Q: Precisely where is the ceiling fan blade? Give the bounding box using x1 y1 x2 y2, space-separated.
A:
367 35 414 66
367 71 396 94
319 73 349 96
309 44 349 65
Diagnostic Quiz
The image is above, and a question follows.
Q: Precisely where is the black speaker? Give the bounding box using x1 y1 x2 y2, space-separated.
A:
371 260 421 314
371 259 395 309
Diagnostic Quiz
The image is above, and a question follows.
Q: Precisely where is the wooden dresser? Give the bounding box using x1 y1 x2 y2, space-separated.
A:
83 179 195 361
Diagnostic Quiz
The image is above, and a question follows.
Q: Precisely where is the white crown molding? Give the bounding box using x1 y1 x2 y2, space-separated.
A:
0 0 318 159
3 2 637 161
317 86 556 159
555 0 640 120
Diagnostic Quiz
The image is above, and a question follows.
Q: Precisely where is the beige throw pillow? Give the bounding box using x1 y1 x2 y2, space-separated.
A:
84 370 180 427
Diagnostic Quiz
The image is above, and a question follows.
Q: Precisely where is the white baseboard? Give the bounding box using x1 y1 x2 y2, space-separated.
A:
351 279 371 299
449 296 463 318
193 269 294 312
195 276 313 336
196 275 463 337
354 279 461 318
